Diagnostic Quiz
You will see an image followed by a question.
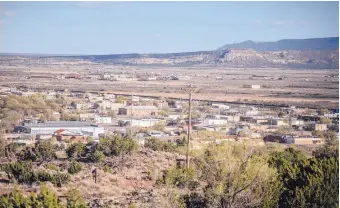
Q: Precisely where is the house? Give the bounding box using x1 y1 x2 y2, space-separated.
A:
268 118 287 126
75 103 93 110
307 123 328 131
53 129 87 143
118 119 163 127
103 93 115 100
118 106 159 117
93 116 112 124
202 119 228 126
168 114 181 120
211 104 230 109
243 85 261 89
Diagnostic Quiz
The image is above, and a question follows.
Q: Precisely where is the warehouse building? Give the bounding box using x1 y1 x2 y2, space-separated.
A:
14 121 104 138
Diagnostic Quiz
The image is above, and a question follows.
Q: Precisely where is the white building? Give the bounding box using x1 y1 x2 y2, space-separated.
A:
118 119 164 127
202 119 228 126
14 121 104 138
243 85 261 89
93 116 112 124
212 104 230 109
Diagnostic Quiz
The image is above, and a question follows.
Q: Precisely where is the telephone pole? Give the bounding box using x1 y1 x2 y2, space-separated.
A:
130 94 133 137
182 84 198 169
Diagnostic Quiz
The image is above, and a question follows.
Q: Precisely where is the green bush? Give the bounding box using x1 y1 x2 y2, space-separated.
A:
0 161 36 184
66 187 86 208
269 147 339 207
97 136 138 157
66 143 86 159
0 183 70 208
145 137 176 152
89 150 104 163
0 161 69 187
45 164 59 171
35 139 56 161
68 160 82 175
158 166 195 189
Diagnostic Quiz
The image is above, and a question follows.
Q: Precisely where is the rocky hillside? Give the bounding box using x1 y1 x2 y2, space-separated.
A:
218 37 339 51
1 37 339 69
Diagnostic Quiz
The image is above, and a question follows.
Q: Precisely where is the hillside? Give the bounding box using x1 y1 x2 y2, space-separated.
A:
0 37 338 69
218 37 339 51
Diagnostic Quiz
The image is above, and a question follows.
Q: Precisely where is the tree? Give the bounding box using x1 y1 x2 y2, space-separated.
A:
0 183 71 208
116 96 126 104
68 160 82 174
35 139 56 161
89 150 104 163
192 143 281 208
320 117 332 125
0 134 6 157
317 108 330 115
145 137 176 152
97 135 138 157
153 122 165 131
66 143 86 159
66 187 86 208
268 147 339 208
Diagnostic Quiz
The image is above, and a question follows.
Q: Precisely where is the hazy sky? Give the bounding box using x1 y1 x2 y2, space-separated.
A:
1 1 339 54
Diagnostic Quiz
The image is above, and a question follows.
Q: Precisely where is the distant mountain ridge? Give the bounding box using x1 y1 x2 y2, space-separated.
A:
218 37 339 51
0 37 338 69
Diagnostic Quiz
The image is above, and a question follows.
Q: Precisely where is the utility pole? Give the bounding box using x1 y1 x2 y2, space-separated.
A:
130 94 133 137
181 84 198 169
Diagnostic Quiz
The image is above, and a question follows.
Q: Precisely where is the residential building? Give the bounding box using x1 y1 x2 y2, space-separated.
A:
118 106 159 117
268 118 287 126
93 116 112 124
118 119 164 127
307 123 328 131
212 104 230 109
243 85 261 89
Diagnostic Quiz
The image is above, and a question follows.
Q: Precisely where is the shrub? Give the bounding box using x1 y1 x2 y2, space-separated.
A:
66 143 86 159
66 187 86 208
98 136 138 157
145 137 176 152
89 150 104 163
0 161 69 187
0 183 67 208
0 161 36 184
45 164 59 171
68 160 82 175
35 139 56 161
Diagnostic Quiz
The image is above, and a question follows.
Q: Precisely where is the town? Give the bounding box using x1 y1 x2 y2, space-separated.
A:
0 1 338 207
1 85 338 150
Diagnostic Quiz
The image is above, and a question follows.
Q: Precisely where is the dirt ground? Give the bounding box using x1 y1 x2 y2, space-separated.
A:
0 65 338 108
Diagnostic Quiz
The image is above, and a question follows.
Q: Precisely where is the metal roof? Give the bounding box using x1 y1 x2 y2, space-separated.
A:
23 121 99 128
122 106 158 110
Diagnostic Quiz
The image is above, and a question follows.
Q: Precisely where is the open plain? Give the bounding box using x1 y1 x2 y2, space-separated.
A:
0 64 338 108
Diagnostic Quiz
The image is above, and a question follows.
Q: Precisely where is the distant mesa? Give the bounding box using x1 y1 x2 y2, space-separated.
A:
0 37 338 69
218 37 339 51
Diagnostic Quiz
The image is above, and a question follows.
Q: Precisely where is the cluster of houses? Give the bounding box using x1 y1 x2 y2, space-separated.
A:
0 86 339 150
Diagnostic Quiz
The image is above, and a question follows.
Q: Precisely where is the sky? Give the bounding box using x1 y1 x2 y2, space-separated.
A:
0 1 339 55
